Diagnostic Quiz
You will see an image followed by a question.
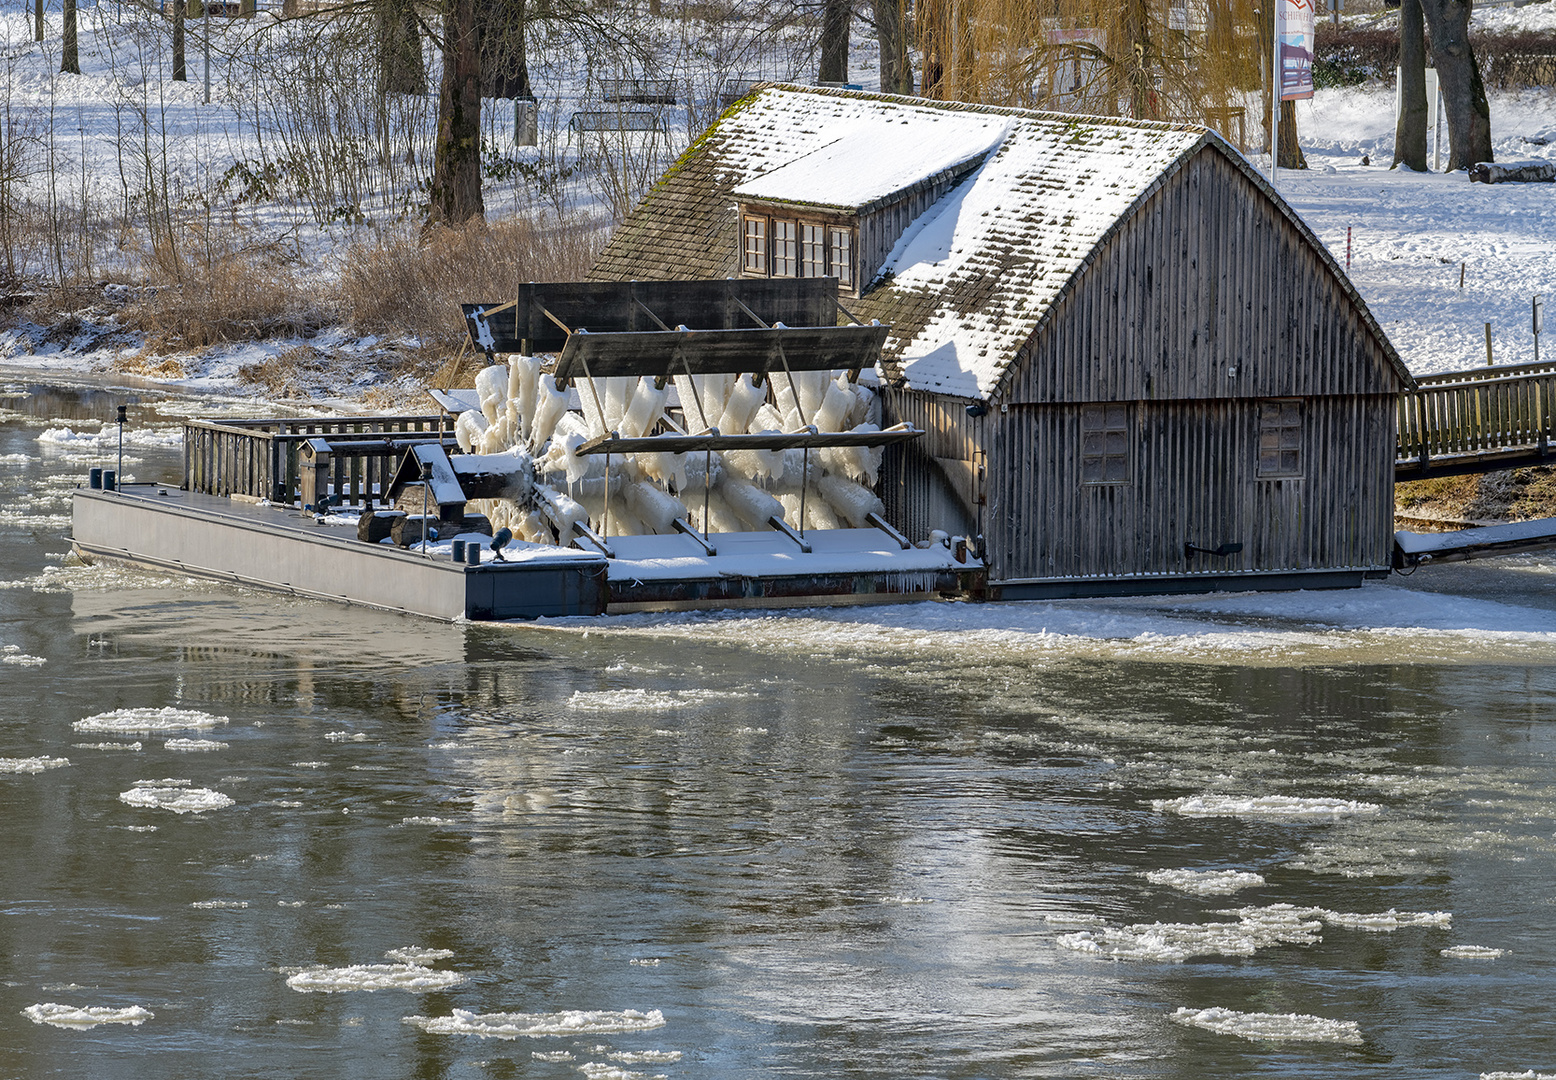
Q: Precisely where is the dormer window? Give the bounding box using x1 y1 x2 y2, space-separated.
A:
740 205 857 292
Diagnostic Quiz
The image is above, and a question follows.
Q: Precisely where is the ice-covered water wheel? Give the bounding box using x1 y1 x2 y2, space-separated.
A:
438 279 980 612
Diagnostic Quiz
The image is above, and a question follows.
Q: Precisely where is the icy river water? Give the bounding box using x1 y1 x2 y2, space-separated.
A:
5 379 1556 1079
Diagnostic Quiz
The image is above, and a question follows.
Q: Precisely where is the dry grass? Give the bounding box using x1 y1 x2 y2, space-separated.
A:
117 225 333 349
1397 468 1556 526
336 212 608 355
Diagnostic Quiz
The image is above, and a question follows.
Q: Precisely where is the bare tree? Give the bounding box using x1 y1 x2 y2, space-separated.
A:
870 0 911 94
427 0 484 226
61 0 80 75
1419 0 1492 169
1393 0 1427 170
818 0 850 83
173 1 188 82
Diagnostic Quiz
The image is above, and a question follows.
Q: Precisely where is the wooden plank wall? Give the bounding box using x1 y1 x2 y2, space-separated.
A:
879 387 981 543
884 145 1403 582
1004 149 1400 406
985 396 1396 581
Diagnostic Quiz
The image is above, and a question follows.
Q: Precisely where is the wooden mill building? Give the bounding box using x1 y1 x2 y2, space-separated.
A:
592 85 1411 597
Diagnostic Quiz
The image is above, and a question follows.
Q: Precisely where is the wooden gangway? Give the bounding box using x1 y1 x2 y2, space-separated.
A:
1396 360 1556 480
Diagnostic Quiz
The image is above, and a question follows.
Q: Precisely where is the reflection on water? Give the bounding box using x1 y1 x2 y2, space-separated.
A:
4 386 1556 1078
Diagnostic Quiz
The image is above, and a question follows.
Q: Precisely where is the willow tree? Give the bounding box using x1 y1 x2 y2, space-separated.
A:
917 0 1283 152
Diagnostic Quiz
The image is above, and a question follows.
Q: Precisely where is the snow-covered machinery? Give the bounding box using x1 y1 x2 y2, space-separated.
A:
421 279 982 610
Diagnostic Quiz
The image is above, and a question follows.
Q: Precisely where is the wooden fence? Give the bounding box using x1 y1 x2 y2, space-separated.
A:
183 415 449 506
1396 360 1556 478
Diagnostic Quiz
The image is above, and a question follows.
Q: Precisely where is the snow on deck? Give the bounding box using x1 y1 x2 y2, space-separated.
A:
732 113 1011 211
603 528 978 582
1395 517 1556 555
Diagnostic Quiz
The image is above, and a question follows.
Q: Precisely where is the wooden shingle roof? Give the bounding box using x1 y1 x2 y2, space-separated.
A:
591 85 1407 400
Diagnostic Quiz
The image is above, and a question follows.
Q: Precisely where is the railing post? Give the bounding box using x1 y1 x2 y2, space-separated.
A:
1541 378 1550 459
1415 391 1431 471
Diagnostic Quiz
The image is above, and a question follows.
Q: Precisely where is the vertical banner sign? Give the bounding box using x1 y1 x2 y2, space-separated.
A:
1280 0 1317 100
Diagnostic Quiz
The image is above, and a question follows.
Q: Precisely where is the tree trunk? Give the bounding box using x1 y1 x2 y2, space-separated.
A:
1419 0 1492 170
872 0 912 94
1393 0 1428 170
819 0 850 84
1120 0 1155 120
173 1 187 82
34 0 43 44
428 0 485 228
378 0 426 95
61 0 80 75
1279 99 1306 169
479 0 531 100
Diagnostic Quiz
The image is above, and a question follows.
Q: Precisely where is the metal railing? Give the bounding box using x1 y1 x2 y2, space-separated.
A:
183 415 448 506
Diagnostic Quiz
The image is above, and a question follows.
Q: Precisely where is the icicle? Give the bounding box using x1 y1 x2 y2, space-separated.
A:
624 480 687 534
818 472 885 528
812 380 856 432
529 375 570 452
620 376 667 439
511 356 541 444
640 451 689 492
716 374 766 435
717 476 785 531
475 364 509 425
455 409 488 454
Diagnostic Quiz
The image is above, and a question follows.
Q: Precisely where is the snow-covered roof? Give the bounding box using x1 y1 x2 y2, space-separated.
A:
731 112 1011 212
594 85 1404 400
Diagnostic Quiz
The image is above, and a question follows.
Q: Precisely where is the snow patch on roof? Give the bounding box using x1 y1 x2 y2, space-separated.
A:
877 117 1203 397
732 113 1012 210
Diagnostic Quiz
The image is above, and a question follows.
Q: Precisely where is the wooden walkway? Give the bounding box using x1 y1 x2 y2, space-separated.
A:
1396 360 1556 481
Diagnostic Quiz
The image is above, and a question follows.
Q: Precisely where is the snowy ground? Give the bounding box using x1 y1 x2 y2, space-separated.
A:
0 1 1551 393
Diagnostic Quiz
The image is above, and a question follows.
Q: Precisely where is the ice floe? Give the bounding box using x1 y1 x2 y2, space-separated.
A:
609 1050 681 1063
383 947 455 965
72 742 142 751
1 644 45 665
118 779 234 814
22 1003 155 1028
190 900 249 909
1171 1006 1363 1045
0 756 70 774
400 816 457 826
164 738 229 752
1152 794 1382 819
74 707 229 734
1443 945 1505 959
1056 904 1323 962
1482 1072 1556 1079
323 730 370 742
1318 908 1452 931
566 689 751 711
1144 869 1265 896
286 964 465 993
403 1008 667 1038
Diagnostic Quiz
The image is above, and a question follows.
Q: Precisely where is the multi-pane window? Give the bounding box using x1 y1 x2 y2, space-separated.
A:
801 223 827 279
771 219 798 277
1257 400 1302 477
743 216 768 274
1080 403 1130 484
828 226 853 287
738 207 857 289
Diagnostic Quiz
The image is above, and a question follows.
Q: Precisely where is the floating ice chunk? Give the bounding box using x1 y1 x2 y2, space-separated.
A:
287 964 464 993
400 816 457 826
533 1051 576 1062
1171 1006 1363 1045
609 1050 682 1064
23 1003 154 1029
291 761 328 768
1481 1072 1556 1079
0 756 69 774
567 689 750 711
1 644 45 665
118 780 233 814
74 707 228 734
1057 904 1322 962
164 739 229 752
579 1064 643 1079
1145 869 1265 896
384 947 455 964
73 742 142 751
323 730 370 742
191 900 249 909
1443 945 1504 959
1152 794 1382 819
404 1008 666 1039
1320 908 1452 932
